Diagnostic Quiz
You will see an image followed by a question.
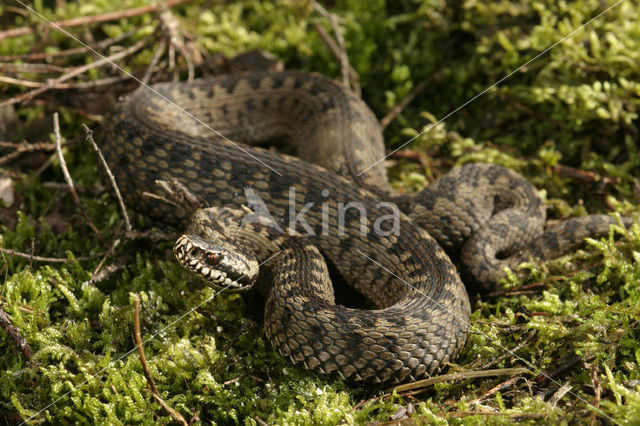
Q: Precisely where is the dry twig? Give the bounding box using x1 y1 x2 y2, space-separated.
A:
54 113 78 205
0 62 69 74
0 75 44 88
134 295 159 395
548 383 573 406
0 75 132 90
0 0 194 41
83 124 132 232
253 416 269 426
142 178 204 220
391 367 532 392
444 412 546 420
468 375 523 406
508 99 564 128
0 35 151 108
0 307 33 361
380 79 431 130
534 353 583 388
0 140 55 167
0 296 36 315
90 239 122 279
484 262 600 299
481 330 537 370
140 41 167 86
84 232 174 286
552 163 619 186
590 365 601 426
0 26 145 62
311 1 360 96
387 149 429 167
157 7 197 81
0 247 105 263
133 295 188 426
311 1 348 87
54 114 101 236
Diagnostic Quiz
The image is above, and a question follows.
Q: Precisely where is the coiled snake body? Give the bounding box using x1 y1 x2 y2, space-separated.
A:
100 71 620 385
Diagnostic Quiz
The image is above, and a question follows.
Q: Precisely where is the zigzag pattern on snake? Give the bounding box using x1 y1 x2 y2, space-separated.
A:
99 71 623 385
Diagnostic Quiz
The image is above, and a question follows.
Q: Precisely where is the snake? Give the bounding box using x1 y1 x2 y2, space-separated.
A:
99 70 624 385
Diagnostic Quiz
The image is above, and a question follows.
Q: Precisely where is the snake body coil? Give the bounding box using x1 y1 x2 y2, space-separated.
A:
100 71 620 385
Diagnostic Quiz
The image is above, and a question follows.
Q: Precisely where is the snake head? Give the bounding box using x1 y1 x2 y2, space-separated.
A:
173 234 258 290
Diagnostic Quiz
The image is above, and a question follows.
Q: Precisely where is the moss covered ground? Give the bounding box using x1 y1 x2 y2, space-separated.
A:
1 0 639 424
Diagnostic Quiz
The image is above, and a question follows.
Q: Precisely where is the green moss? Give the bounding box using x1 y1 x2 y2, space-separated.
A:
1 0 639 424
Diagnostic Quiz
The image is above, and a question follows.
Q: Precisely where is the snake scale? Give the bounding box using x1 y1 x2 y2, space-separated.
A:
99 71 622 385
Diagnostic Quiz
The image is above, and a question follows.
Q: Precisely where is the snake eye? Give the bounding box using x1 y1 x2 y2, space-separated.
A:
205 252 221 266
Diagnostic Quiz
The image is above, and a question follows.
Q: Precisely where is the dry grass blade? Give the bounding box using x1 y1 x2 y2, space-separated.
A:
390 367 532 392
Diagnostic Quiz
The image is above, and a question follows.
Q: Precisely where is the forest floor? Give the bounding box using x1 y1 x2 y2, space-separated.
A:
1 0 639 424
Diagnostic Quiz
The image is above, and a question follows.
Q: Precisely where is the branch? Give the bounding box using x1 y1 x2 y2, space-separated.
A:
311 1 360 95
0 0 194 41
0 62 69 73
54 113 78 205
0 248 105 263
0 34 150 108
0 75 132 91
380 79 430 130
54 113 101 236
83 125 132 232
0 307 33 361
0 140 55 167
0 26 145 62
468 375 523 406
481 330 537 370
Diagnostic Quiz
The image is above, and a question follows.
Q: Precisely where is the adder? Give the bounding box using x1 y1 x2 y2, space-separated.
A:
100 70 624 385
